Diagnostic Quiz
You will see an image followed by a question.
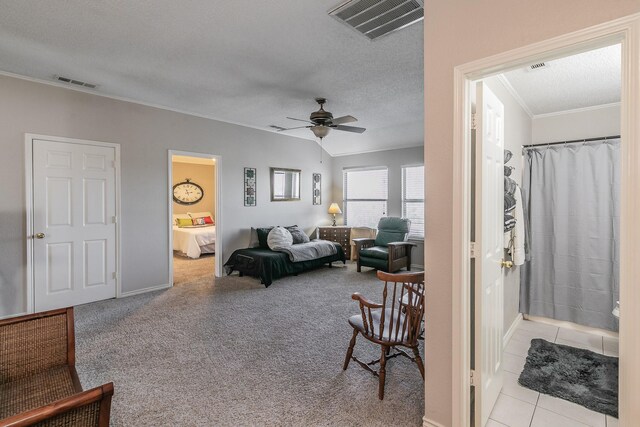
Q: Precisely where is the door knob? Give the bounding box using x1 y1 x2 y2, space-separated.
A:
501 259 513 269
35 233 45 239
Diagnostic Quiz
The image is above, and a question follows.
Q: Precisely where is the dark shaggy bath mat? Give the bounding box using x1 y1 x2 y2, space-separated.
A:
518 339 618 417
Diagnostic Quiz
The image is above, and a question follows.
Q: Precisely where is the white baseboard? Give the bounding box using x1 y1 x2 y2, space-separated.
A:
503 313 523 348
119 283 171 298
423 417 446 427
411 264 425 270
1 283 171 319
523 314 619 338
0 311 29 321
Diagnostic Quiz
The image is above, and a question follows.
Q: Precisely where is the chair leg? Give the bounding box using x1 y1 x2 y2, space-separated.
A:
357 259 361 272
343 329 358 370
412 347 425 380
378 346 388 400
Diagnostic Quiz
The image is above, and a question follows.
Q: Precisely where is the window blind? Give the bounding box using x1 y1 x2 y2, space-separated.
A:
402 165 425 239
343 167 388 228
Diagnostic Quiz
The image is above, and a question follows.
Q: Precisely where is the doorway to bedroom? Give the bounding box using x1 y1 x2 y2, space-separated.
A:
168 150 222 287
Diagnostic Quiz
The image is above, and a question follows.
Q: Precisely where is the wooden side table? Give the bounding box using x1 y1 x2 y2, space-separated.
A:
317 226 351 260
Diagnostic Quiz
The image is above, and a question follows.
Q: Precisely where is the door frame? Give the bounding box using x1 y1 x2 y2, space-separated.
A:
167 150 222 283
450 14 640 426
24 133 122 314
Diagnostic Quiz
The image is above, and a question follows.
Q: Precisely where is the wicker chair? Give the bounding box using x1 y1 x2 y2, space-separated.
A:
0 308 114 427
342 271 425 400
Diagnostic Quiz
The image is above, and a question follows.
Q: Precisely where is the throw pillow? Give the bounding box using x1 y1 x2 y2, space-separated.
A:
203 216 214 225
192 217 207 226
177 218 193 227
286 225 310 244
256 227 274 249
267 226 293 250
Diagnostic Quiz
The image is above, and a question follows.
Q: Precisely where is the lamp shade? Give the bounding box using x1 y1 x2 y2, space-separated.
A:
311 125 330 139
328 203 342 214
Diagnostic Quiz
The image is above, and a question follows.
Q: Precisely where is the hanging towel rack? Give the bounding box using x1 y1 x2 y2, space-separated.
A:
522 134 620 149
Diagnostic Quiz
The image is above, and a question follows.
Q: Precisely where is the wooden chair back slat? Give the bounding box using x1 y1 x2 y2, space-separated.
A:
354 271 425 346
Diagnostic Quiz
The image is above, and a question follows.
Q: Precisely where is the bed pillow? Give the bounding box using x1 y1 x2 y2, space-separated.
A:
249 228 260 248
176 218 193 227
256 227 274 249
188 211 213 220
286 225 310 244
267 226 293 250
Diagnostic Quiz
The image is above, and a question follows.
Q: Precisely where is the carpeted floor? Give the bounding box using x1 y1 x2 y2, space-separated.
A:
74 261 425 426
172 253 215 287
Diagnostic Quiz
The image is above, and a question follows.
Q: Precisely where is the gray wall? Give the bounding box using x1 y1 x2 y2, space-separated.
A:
331 146 424 267
532 104 620 144
484 76 532 336
423 2 640 424
0 75 333 317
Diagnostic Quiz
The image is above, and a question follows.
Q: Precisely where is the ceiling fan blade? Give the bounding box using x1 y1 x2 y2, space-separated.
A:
287 117 314 124
331 115 357 125
333 125 366 134
276 125 311 132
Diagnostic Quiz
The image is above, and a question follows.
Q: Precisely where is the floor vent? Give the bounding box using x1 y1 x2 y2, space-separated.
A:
55 75 98 89
329 0 423 40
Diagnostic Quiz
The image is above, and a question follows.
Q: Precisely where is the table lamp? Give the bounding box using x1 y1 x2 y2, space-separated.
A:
328 203 342 227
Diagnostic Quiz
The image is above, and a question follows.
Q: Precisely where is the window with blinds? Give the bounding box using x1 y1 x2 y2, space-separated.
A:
402 165 425 239
343 167 388 228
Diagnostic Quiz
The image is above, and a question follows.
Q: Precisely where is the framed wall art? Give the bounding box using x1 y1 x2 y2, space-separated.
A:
312 173 321 205
244 167 257 207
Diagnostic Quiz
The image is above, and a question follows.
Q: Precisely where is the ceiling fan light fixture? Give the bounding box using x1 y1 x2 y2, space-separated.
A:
311 125 330 139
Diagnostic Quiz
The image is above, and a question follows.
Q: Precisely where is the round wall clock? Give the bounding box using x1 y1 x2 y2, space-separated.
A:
173 179 204 205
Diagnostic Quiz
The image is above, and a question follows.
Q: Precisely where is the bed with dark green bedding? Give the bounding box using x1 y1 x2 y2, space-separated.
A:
224 242 345 287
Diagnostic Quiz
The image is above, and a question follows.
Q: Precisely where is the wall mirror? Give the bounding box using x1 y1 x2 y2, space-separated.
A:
270 167 301 201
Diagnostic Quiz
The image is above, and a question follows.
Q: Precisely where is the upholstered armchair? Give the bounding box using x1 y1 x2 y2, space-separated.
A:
353 217 416 273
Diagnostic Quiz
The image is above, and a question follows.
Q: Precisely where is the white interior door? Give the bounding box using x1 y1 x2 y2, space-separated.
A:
32 139 117 311
474 82 505 427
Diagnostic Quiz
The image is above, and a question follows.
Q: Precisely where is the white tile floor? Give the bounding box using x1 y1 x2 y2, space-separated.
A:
488 319 619 427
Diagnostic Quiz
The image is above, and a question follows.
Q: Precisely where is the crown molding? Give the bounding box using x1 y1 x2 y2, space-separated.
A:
331 143 423 157
496 74 534 118
532 101 621 119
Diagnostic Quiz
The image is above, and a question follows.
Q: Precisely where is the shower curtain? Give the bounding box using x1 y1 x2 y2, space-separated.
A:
519 138 620 331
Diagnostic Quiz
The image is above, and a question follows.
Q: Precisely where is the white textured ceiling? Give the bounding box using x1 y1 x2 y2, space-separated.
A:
502 44 620 116
0 1 423 156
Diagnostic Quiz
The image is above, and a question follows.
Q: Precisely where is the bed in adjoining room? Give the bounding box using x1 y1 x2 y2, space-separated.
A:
173 213 216 259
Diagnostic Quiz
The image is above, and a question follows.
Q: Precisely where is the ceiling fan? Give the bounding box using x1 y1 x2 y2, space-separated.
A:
271 98 366 139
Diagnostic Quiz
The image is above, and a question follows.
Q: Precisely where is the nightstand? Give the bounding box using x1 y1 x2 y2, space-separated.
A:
317 226 351 260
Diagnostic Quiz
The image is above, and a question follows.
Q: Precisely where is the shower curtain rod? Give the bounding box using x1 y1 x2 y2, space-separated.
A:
522 134 620 149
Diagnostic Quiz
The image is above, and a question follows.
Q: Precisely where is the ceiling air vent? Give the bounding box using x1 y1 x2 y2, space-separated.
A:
526 62 548 71
55 75 98 89
329 0 424 40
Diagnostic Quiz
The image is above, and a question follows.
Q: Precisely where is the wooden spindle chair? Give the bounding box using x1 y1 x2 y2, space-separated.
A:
342 271 425 400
